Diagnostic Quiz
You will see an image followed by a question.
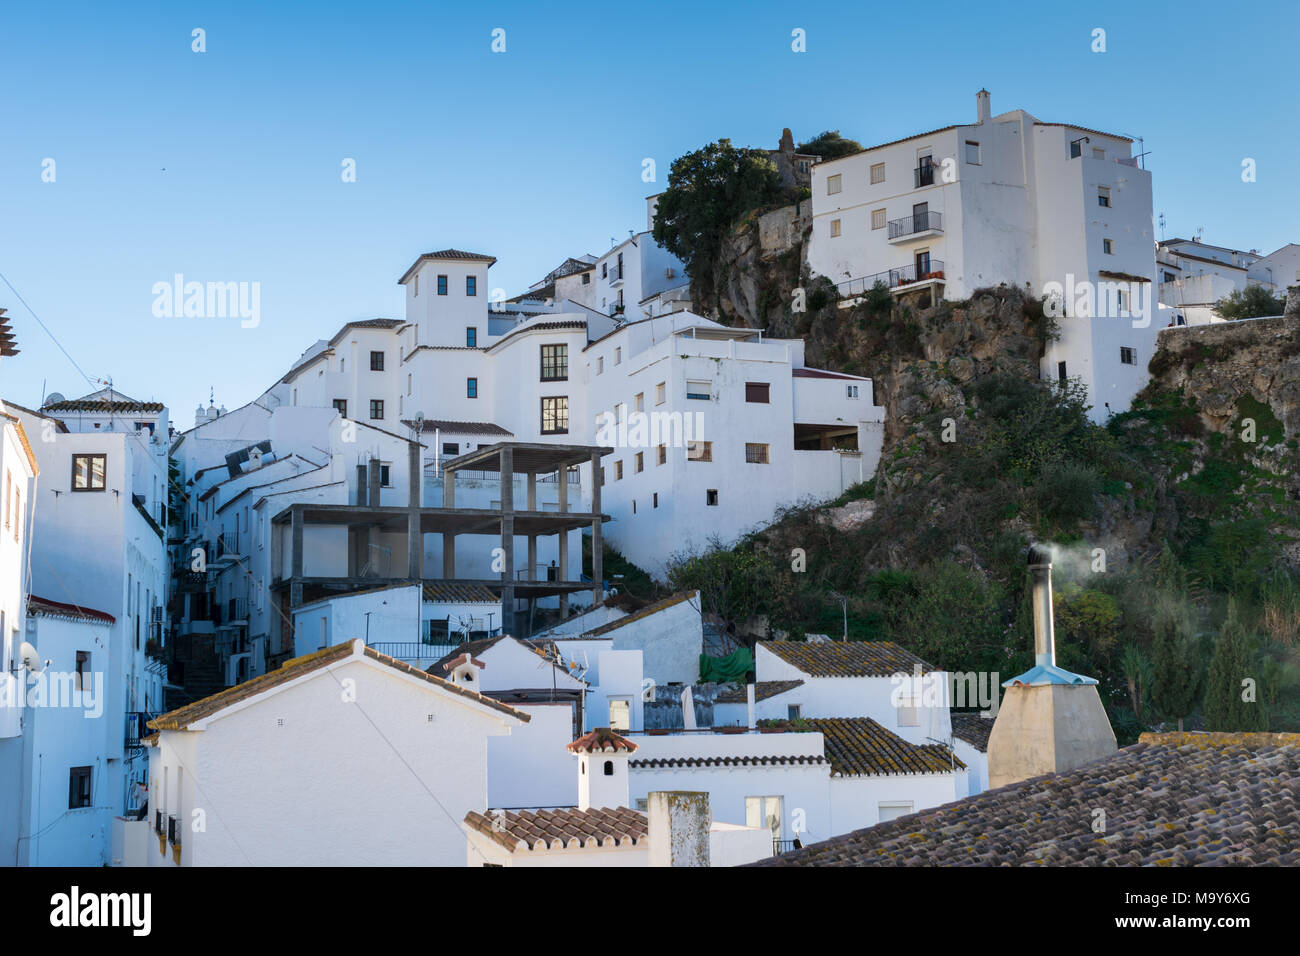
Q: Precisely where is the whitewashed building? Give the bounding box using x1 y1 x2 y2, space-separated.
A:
141 639 528 866
1157 238 1298 325
808 89 1165 419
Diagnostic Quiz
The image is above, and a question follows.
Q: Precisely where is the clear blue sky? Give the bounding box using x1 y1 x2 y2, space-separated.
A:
2 0 1296 424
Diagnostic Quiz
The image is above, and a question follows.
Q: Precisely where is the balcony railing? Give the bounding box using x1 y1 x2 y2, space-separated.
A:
125 711 157 750
914 163 936 188
836 259 946 297
888 211 943 239
167 815 181 847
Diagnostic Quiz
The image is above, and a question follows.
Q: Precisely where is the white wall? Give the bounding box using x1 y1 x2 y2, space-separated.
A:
487 702 577 809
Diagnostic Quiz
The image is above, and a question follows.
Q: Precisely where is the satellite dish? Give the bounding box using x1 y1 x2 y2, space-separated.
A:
19 641 42 673
43 393 65 407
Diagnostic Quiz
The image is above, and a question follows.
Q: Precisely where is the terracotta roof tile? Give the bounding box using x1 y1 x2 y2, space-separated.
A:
568 727 638 754
630 754 829 769
149 640 528 731
42 399 164 413
950 713 994 753
754 733 1300 866
715 680 804 704
464 806 647 852
27 595 116 625
583 591 697 637
761 640 936 677
420 582 500 604
811 718 964 776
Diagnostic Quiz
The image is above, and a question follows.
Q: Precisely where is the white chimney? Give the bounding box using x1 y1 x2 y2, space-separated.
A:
976 88 991 124
680 686 697 730
746 683 756 730
986 545 1117 788
568 728 636 811
648 791 711 867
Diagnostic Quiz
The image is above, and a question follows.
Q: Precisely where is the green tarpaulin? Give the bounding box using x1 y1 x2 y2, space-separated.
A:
699 647 754 683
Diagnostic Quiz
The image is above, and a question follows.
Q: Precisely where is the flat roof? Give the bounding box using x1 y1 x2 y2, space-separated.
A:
444 441 614 475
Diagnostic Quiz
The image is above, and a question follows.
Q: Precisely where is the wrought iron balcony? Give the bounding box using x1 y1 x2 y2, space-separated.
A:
836 259 946 297
888 211 943 240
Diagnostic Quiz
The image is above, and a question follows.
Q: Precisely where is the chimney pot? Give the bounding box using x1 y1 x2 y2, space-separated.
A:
976 89 991 124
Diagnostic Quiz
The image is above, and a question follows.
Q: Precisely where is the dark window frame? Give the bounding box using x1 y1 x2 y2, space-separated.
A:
437 274 448 296
540 344 568 382
369 350 385 371
71 453 107 492
332 399 347 418
69 766 92 809
744 382 770 404
466 276 477 296
466 327 477 348
541 396 569 435
467 378 478 399
369 400 384 420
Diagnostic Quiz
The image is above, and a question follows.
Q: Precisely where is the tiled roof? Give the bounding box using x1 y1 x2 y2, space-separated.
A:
761 641 936 678
405 419 514 437
28 595 116 625
950 713 994 753
398 250 497 284
464 806 647 852
0 308 17 357
421 582 500 604
754 733 1300 866
811 718 964 776
583 591 697 637
792 367 869 381
630 754 829 769
149 640 528 731
42 399 164 413
430 636 507 674
715 680 804 704
327 318 404 346
568 728 638 754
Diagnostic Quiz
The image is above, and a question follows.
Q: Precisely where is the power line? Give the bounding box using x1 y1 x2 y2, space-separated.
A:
0 268 97 389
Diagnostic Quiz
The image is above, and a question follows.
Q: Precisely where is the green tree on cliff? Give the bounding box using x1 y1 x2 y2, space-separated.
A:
1203 600 1267 731
652 140 782 283
1214 285 1286 320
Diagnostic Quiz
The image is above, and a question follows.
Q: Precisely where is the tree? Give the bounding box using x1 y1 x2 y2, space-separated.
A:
796 130 863 161
1149 596 1200 730
1120 644 1152 723
651 140 782 283
1214 285 1286 320
1203 600 1267 731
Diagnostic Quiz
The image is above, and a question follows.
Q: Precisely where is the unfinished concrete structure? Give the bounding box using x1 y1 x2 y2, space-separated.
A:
271 441 612 635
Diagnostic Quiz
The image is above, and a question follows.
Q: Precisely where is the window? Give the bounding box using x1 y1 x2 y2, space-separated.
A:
745 796 783 838
870 162 886 184
541 397 569 435
657 444 666 466
1058 361 1067 382
466 327 477 347
466 276 477 296
1092 147 1105 160
871 208 886 230
369 400 384 420
706 489 718 506
603 760 614 776
632 499 637 514
1098 186 1111 208
437 274 448 295
72 454 107 492
745 443 770 464
1162 271 1177 283
413 274 419 297
830 219 842 238
655 382 666 405
540 344 568 381
582 273 590 285
745 382 770 403
686 380 711 401
687 441 713 462
597 356 604 375
787 704 801 721
407 374 412 395
370 350 384 371
601 262 607 279
1120 346 1136 365
75 651 90 691
68 767 93 810
1103 238 1114 255
332 399 347 418
896 696 919 726
608 698 631 731
614 347 621 366
442 442 459 456
615 252 623 279
653 492 658 508
965 140 981 164
379 464 392 487
826 173 842 195
634 392 644 413
878 802 914 823
635 452 644 473
846 385 859 398
467 378 478 398
1070 139 1083 159
615 460 623 480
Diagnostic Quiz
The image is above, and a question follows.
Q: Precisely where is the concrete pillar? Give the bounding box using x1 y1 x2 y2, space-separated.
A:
558 463 570 617
648 791 711 868
368 459 382 509
290 507 304 609
527 535 537 582
590 450 603 604
356 465 368 506
407 442 421 580
442 467 455 578
500 447 515 631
